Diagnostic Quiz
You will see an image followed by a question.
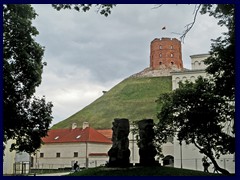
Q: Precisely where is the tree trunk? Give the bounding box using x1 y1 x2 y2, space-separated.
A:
193 141 230 175
207 154 230 175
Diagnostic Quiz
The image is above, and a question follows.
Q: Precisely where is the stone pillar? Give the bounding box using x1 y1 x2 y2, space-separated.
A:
137 119 159 166
107 118 131 167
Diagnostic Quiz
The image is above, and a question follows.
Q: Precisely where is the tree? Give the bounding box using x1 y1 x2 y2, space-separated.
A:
52 4 116 17
156 78 234 174
202 4 235 100
3 4 53 153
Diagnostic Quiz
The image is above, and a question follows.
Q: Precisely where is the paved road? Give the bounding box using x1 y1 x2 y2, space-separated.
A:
31 172 71 176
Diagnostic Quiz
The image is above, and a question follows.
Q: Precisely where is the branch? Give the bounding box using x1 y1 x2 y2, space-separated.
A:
180 4 202 42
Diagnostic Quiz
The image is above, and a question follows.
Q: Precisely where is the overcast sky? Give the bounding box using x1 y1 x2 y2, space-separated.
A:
32 4 227 126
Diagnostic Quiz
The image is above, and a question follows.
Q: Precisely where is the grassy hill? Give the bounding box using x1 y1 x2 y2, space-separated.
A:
52 76 172 129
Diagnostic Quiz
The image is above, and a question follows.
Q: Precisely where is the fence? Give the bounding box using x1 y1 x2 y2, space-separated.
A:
13 162 30 175
30 160 107 174
174 158 235 174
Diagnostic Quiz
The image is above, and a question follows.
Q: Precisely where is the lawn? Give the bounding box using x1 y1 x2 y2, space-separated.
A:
66 166 229 176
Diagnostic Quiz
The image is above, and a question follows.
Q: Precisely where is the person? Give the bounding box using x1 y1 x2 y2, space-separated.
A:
73 161 80 172
202 156 210 173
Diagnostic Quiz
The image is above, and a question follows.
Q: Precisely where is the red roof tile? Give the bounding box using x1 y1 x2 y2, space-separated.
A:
42 127 112 144
89 153 108 156
97 129 112 139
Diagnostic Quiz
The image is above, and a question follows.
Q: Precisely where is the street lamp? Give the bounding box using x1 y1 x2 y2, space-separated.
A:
180 140 183 169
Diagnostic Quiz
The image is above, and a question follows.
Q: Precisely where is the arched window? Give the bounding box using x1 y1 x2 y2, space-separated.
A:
170 45 173 49
160 45 162 49
159 62 162 65
171 53 174 57
160 53 162 58
171 62 174 65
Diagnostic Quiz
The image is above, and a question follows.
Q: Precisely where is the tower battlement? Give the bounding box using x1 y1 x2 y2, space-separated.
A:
150 37 183 70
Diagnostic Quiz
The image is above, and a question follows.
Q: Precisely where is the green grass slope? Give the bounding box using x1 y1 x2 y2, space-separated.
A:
52 76 172 129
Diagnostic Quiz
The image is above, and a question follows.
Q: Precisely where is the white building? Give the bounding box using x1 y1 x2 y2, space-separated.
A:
32 122 112 170
170 54 235 173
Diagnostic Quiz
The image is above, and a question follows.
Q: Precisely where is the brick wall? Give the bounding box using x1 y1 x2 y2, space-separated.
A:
150 38 183 70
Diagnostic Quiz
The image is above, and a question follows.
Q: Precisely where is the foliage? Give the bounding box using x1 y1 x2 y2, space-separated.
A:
3 4 53 153
52 4 116 17
156 77 234 174
201 4 235 100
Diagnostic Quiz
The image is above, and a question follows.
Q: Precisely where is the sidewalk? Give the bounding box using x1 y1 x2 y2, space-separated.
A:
30 172 70 176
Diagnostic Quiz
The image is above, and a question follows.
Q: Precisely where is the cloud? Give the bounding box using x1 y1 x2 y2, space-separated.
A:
32 4 226 126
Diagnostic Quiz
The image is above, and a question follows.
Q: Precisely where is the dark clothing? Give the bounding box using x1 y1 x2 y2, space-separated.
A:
203 162 210 172
74 162 79 171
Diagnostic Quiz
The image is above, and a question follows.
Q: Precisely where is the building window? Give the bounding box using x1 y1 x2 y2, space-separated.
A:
56 153 61 158
159 62 162 65
159 53 162 58
74 152 78 157
40 153 44 158
170 53 173 57
159 45 162 49
171 62 174 65
170 45 173 49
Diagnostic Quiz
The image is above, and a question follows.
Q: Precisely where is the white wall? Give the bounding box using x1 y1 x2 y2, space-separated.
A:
33 142 112 169
3 140 16 175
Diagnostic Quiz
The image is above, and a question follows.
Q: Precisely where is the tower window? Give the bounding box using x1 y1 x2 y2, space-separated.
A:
171 62 174 65
170 45 173 49
171 53 174 57
160 45 162 49
159 62 162 65
159 53 162 58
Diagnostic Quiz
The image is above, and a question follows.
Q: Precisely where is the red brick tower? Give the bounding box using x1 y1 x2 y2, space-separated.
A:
150 38 183 70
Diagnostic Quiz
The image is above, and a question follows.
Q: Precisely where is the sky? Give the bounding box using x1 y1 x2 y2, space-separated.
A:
32 4 227 126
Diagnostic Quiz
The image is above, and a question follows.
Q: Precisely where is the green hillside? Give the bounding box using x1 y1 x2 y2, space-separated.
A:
52 76 172 129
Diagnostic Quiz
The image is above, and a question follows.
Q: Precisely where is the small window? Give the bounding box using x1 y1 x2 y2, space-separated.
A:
170 45 173 49
56 153 61 158
159 45 162 49
54 136 59 140
74 152 78 157
159 53 162 58
170 53 173 57
40 153 44 158
159 62 162 65
76 135 81 139
171 62 174 65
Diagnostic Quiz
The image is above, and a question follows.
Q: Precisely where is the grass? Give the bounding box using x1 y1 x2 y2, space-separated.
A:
52 76 172 129
66 166 228 176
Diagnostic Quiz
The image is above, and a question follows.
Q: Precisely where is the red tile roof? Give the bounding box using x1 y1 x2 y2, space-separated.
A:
89 153 108 156
42 127 112 144
96 129 112 139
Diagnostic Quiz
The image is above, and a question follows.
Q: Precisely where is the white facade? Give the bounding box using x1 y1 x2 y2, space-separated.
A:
33 142 112 169
171 54 210 90
170 54 235 173
3 140 30 175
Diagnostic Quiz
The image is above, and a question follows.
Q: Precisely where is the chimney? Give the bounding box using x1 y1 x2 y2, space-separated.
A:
72 123 77 130
83 122 89 129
